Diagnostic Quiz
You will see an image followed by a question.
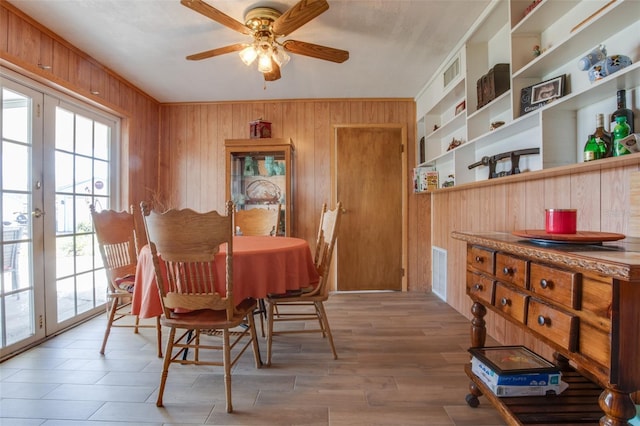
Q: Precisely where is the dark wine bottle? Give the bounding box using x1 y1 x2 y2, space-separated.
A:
610 90 635 134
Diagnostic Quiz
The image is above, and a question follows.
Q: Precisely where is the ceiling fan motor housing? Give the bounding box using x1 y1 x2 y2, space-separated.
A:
245 7 282 33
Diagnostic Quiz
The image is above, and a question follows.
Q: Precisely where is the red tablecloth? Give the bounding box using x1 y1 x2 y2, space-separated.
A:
131 236 319 319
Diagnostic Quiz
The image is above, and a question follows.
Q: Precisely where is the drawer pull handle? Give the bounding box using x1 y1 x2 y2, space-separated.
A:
540 279 549 289
537 315 550 326
500 297 510 306
503 267 512 275
473 283 483 291
475 256 483 263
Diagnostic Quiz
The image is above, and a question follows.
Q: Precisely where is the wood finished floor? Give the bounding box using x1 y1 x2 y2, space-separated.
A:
0 292 506 425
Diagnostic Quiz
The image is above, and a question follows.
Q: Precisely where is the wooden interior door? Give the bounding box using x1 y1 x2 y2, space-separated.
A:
334 126 404 291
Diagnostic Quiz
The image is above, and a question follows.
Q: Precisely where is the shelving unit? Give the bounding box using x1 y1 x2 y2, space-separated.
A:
416 0 640 189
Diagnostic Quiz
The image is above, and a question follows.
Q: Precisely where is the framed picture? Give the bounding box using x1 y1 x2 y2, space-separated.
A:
455 100 466 115
520 74 566 116
469 346 559 375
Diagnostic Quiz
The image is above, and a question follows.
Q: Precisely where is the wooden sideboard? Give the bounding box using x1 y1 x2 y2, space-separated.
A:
452 231 640 426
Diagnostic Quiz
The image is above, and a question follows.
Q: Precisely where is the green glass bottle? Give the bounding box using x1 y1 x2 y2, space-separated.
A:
583 134 600 162
597 137 607 158
612 116 631 156
594 113 611 157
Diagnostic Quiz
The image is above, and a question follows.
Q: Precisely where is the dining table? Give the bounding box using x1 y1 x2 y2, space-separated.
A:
131 235 320 319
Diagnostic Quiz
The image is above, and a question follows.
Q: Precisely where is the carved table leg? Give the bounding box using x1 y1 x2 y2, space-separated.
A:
470 301 487 347
598 387 637 426
467 302 487 408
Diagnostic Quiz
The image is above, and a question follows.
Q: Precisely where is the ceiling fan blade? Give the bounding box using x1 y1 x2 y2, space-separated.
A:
181 0 251 35
264 61 281 81
283 40 349 63
186 43 247 61
272 0 329 36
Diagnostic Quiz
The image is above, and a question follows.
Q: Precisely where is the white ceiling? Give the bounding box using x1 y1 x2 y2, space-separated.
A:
9 0 491 103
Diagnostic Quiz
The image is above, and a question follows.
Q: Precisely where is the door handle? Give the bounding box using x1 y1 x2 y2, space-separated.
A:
32 208 45 218
340 207 347 214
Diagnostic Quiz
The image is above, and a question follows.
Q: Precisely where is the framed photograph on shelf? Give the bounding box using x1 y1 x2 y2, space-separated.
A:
455 100 466 115
520 74 566 116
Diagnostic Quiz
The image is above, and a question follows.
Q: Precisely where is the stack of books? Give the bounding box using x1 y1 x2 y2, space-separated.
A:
469 346 562 397
413 167 438 192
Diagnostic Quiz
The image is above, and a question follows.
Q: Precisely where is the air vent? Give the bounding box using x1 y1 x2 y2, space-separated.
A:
443 56 460 88
432 246 447 301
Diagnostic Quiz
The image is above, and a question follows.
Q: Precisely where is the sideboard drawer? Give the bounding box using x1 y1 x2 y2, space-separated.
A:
467 245 494 275
528 298 578 352
467 270 494 304
495 253 527 288
494 282 528 324
529 262 581 309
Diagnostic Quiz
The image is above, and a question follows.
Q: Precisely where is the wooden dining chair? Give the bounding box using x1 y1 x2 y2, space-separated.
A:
234 204 281 335
140 201 261 413
234 205 281 236
90 204 162 357
265 201 342 366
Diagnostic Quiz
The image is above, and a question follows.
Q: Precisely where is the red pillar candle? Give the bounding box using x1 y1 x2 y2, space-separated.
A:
545 209 577 234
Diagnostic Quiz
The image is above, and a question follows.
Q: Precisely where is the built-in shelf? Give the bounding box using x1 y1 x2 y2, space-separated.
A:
415 0 638 188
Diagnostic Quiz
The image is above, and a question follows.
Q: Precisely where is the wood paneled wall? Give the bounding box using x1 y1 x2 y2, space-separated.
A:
158 100 431 291
0 0 160 208
431 160 640 359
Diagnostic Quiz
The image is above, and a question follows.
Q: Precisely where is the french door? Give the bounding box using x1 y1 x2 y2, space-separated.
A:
1 71 118 358
1 80 46 355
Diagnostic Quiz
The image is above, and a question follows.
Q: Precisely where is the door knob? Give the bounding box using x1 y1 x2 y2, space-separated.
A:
32 208 45 218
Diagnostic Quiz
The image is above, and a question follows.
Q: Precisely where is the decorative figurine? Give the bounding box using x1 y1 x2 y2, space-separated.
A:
244 156 256 176
533 45 541 57
442 175 455 188
578 44 607 70
265 156 275 176
447 138 464 151
587 54 633 82
490 121 505 131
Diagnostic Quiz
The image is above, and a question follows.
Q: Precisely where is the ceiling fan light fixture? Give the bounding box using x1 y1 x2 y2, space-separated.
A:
239 45 258 65
257 53 273 73
272 47 290 67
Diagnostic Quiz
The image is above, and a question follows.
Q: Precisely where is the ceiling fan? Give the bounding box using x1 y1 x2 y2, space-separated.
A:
181 0 349 81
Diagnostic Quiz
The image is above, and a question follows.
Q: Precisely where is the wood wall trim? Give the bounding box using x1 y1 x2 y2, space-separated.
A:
160 98 416 107
1 56 125 117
